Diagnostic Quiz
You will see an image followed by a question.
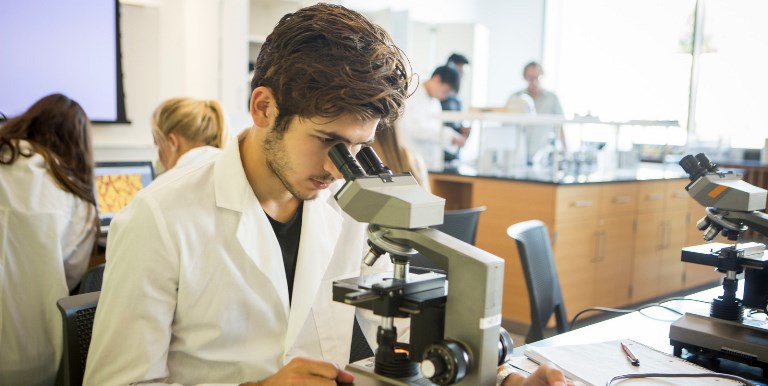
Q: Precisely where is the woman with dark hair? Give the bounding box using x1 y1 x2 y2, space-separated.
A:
0 93 98 386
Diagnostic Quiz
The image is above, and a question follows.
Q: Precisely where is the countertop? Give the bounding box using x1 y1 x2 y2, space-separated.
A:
430 162 724 185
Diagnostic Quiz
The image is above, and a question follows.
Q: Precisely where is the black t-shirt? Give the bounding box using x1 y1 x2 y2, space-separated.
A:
266 202 303 303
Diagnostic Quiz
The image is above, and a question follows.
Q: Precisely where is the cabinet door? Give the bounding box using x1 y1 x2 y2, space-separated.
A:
665 179 690 212
636 181 667 213
595 216 634 307
600 183 638 218
658 211 688 294
631 211 665 302
552 219 599 321
555 185 601 223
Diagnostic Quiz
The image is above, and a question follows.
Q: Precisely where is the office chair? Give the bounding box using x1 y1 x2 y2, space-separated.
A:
57 291 100 386
435 206 486 245
349 318 374 363
409 206 487 270
507 220 568 343
77 264 105 294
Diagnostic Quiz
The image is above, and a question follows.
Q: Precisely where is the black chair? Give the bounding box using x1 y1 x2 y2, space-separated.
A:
434 206 486 245
507 220 568 343
78 264 105 294
57 291 100 386
409 206 486 269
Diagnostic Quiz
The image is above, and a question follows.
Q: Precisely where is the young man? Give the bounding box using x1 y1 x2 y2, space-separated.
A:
441 53 472 163
84 4 571 386
397 65 466 172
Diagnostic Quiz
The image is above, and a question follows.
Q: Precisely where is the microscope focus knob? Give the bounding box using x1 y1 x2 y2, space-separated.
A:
420 341 470 385
498 326 515 365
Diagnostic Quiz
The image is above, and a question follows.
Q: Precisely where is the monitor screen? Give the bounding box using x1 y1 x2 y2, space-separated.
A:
94 161 155 228
0 0 128 123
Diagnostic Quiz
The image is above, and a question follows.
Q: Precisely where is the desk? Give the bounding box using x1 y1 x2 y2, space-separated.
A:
516 287 717 354
514 285 767 385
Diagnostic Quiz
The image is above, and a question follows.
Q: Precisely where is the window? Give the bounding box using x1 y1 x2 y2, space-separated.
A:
694 0 768 149
553 0 767 150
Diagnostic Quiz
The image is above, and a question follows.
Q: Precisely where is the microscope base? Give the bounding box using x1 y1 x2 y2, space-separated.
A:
669 312 768 376
346 357 435 386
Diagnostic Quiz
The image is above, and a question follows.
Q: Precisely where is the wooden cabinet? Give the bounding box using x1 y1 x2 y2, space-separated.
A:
428 174 698 325
551 183 636 320
630 180 691 303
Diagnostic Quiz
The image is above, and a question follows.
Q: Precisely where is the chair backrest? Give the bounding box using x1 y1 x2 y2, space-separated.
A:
78 264 105 294
506 220 568 343
57 291 100 386
409 206 486 270
433 206 486 245
349 317 374 363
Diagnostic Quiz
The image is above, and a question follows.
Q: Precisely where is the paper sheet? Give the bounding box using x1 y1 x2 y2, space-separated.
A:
523 339 740 385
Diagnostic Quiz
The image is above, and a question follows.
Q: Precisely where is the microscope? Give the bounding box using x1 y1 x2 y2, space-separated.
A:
669 153 768 375
328 144 513 386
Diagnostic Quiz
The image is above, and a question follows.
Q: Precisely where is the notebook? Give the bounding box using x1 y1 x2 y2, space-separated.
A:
524 339 740 385
94 161 155 234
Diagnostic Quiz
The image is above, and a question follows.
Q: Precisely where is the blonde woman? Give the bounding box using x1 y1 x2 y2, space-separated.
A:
373 126 430 191
151 97 228 174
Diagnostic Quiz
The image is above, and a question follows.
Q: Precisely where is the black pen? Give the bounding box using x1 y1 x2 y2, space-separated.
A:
621 342 640 366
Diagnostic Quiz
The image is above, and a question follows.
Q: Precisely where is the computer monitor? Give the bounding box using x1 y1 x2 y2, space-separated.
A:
94 161 155 233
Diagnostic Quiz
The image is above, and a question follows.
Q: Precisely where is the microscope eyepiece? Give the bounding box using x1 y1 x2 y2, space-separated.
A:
329 143 367 181
356 146 392 176
679 154 707 181
695 153 719 173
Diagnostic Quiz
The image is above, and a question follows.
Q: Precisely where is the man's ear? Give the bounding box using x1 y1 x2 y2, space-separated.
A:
250 86 278 128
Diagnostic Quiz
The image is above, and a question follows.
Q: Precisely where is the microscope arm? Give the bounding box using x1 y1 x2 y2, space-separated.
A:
382 227 504 386
724 210 768 238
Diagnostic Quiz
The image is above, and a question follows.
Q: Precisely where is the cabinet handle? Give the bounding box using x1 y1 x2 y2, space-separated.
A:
662 221 671 248
593 231 602 262
673 191 688 199
645 194 663 201
613 196 633 204
572 200 594 208
597 231 607 262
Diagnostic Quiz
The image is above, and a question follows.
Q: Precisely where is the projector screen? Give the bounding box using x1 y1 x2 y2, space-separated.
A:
0 0 128 123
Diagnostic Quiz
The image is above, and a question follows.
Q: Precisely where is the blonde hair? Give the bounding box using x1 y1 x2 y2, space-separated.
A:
372 127 426 186
152 97 228 148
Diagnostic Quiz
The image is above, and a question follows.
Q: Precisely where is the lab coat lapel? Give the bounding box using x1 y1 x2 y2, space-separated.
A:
284 191 342 351
214 142 290 320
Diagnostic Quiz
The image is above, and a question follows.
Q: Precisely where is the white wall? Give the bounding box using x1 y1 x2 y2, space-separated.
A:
95 0 545 160
343 0 546 107
93 0 248 162
477 0 545 106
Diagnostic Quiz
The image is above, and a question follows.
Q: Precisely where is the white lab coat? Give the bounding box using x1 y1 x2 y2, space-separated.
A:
84 140 394 386
396 85 456 171
0 140 95 386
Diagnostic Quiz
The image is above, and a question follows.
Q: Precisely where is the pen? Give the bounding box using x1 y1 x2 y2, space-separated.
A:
621 342 640 366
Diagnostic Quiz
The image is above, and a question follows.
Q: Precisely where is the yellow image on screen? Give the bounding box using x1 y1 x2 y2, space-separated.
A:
96 174 144 214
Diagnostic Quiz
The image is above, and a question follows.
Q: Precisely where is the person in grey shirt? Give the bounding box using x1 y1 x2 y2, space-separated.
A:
510 61 565 163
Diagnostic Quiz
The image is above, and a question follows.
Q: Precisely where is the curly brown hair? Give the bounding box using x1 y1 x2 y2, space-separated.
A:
250 3 410 132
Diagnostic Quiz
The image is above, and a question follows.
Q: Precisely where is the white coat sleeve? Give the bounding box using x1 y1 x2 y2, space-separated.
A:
82 195 232 386
61 202 97 291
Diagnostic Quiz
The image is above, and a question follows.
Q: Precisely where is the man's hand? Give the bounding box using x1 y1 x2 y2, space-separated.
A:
499 363 583 386
240 357 354 386
451 132 468 147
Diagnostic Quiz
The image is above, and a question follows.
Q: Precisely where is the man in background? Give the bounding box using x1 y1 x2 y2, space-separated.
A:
398 65 465 172
441 53 471 164
513 61 565 163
